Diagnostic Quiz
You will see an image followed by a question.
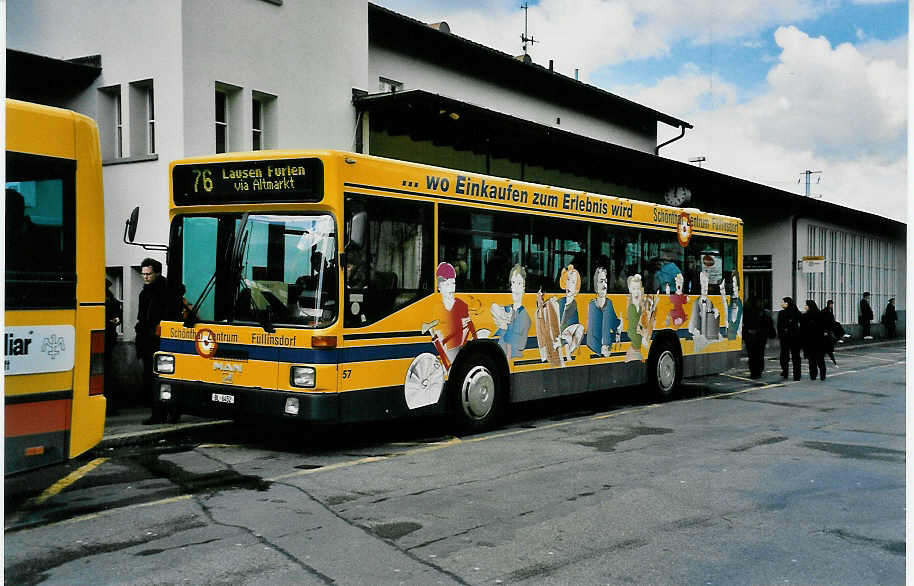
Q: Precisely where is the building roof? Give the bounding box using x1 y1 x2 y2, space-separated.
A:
368 3 692 132
355 88 905 236
6 49 102 104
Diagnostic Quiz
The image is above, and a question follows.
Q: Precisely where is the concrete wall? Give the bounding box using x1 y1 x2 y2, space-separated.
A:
181 0 368 157
368 45 657 153
8 0 184 271
743 216 794 312
796 217 905 324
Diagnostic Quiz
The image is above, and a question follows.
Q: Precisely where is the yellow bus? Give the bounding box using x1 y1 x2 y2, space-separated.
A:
5 100 107 473
149 150 742 432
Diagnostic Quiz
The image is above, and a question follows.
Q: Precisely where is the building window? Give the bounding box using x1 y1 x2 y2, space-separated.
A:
129 80 156 156
251 91 277 151
216 90 228 153
146 86 156 154
115 92 123 158
804 223 896 323
98 85 123 160
252 98 263 150
215 83 244 153
379 77 403 93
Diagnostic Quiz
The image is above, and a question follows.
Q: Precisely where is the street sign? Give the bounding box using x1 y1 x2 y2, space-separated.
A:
801 255 825 273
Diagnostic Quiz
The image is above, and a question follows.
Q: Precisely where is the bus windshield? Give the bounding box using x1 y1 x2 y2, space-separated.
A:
175 213 337 328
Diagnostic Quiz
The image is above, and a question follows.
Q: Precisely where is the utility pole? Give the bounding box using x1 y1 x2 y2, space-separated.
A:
520 2 537 55
800 170 822 197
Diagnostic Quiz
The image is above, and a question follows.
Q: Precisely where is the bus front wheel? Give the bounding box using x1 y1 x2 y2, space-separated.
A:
648 340 682 400
450 354 499 433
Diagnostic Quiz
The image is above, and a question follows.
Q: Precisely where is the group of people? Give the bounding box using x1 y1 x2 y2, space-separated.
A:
743 292 898 381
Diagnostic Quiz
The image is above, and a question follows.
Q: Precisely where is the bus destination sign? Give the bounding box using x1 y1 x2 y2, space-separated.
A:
173 158 323 205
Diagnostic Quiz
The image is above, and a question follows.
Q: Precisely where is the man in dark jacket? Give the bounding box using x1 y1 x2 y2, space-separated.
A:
800 300 827 381
135 258 175 424
742 297 773 379
777 296 802 381
882 297 897 338
859 292 874 339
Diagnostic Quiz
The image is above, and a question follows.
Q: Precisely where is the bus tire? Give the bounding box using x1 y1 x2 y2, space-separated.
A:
648 339 682 400
450 353 500 433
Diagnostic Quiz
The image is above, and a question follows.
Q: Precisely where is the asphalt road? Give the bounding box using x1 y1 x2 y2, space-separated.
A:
5 343 905 585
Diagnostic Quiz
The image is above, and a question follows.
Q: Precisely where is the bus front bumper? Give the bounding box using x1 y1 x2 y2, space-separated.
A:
157 379 341 424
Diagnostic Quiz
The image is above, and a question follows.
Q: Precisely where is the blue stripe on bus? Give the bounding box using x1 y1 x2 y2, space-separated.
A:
160 327 731 366
160 337 438 364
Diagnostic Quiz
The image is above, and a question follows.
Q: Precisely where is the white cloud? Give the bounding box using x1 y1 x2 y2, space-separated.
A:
374 0 825 80
628 26 907 220
375 2 906 221
856 34 907 65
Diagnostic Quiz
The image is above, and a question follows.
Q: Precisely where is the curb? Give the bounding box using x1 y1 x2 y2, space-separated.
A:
98 419 233 449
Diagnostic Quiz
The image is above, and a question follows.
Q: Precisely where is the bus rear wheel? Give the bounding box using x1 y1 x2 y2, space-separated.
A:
450 354 500 433
648 340 682 400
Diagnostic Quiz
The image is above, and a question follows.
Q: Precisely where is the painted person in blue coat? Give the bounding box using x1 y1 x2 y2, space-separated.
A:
587 266 621 356
491 264 532 359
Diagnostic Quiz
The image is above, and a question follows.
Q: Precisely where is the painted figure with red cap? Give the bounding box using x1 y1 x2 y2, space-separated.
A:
432 262 477 366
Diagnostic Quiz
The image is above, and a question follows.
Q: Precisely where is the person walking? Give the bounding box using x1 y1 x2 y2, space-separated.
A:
821 300 839 365
881 297 897 339
777 297 802 380
742 297 774 379
135 258 176 425
801 300 827 381
859 292 874 340
824 299 849 345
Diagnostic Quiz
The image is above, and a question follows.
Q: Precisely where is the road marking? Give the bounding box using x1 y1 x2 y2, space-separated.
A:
269 455 388 481
6 494 196 532
268 437 466 481
722 373 756 382
29 457 108 507
837 352 897 362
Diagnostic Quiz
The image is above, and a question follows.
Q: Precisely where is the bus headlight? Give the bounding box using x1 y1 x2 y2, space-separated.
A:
290 366 316 388
159 384 172 401
284 397 300 415
155 354 175 374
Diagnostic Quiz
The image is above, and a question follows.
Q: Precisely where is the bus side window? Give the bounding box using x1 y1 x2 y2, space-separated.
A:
438 204 522 292
343 194 433 327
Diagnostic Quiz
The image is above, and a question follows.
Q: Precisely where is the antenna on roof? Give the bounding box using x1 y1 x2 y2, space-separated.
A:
520 1 537 56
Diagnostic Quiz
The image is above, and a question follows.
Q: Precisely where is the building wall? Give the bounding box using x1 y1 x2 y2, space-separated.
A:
368 45 657 153
743 214 905 332
742 217 794 311
8 0 184 271
796 217 906 327
181 0 368 157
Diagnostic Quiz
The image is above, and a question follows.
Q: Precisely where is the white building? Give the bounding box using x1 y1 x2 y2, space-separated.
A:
7 0 905 391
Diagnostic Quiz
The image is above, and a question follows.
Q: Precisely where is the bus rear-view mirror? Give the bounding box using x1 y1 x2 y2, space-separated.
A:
126 206 139 243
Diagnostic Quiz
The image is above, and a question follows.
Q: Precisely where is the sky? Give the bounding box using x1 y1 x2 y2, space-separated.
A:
375 0 908 222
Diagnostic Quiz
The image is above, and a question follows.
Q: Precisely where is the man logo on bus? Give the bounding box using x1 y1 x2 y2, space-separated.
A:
195 328 218 358
677 212 693 247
